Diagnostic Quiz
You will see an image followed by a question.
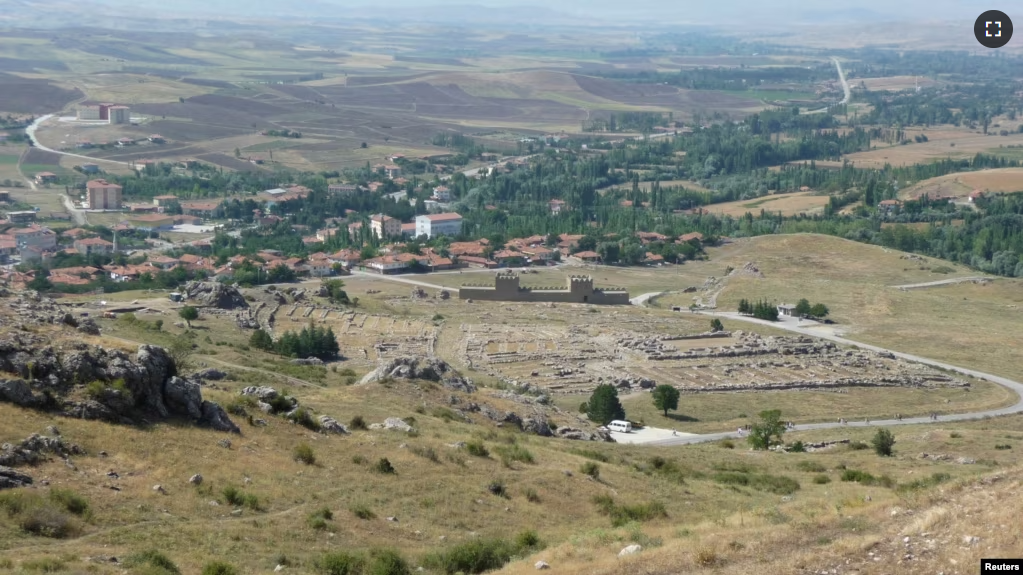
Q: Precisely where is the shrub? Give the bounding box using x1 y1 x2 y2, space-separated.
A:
19 505 80 538
349 415 367 430
580 461 600 479
221 486 259 509
787 440 806 453
949 432 963 439
841 469 896 488
515 529 542 551
350 503 375 520
592 495 668 527
287 407 320 432
465 440 489 458
495 445 535 466
373 458 395 474
351 455 366 465
124 550 181 575
49 488 89 517
486 480 508 498
308 507 333 530
871 428 896 457
20 557 67 574
849 441 869 450
813 474 831 485
897 472 952 492
315 552 364 575
432 314 445 321
712 472 800 495
718 439 735 449
201 560 237 575
694 547 718 567
366 549 410 575
293 443 316 465
408 445 439 463
797 461 826 473
570 448 609 463
422 538 518 575
995 444 1012 450
524 488 541 503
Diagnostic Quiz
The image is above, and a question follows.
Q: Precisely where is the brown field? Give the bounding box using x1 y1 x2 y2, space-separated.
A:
854 76 939 91
899 168 1023 200
701 191 830 217
844 126 1023 168
607 179 709 192
0 72 83 115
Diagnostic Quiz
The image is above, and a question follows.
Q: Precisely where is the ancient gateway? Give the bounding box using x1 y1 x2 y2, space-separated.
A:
459 274 630 305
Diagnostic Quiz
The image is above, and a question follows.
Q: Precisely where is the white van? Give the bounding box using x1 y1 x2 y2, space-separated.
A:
607 420 632 433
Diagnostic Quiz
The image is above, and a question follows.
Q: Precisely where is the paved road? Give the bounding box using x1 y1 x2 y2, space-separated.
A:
891 276 995 290
25 114 131 166
345 271 457 291
807 57 851 114
632 310 1023 447
61 193 88 226
630 291 665 306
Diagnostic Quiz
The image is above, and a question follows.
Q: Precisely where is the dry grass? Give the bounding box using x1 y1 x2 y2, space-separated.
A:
854 76 940 91
844 125 1023 168
899 167 1023 200
700 191 830 217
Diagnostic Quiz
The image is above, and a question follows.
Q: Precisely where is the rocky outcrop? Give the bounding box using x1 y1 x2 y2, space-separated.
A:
0 379 40 407
164 377 203 420
359 356 459 384
199 401 241 433
192 368 228 381
181 281 248 310
0 466 33 490
0 433 86 467
369 417 416 433
319 416 349 435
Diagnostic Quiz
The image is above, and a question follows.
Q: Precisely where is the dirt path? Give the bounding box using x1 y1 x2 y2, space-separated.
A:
891 276 995 290
25 114 131 167
634 311 1023 447
347 271 458 291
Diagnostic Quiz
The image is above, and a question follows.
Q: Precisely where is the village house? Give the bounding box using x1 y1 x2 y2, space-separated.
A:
347 221 364 238
12 226 57 251
61 228 91 240
401 222 417 238
327 183 359 195
363 254 410 274
677 232 704 243
128 203 160 213
549 199 566 215
370 214 401 238
147 255 180 269
179 201 222 219
636 231 669 244
573 250 601 263
878 199 903 214
644 252 665 265
777 303 798 317
35 172 58 185
316 228 340 242
329 249 362 269
415 212 462 239
148 134 165 144
432 186 452 202
969 190 985 203
6 211 37 223
73 237 115 256
152 195 178 207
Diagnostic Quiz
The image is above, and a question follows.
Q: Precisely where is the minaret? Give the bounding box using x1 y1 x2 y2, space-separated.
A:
113 230 119 253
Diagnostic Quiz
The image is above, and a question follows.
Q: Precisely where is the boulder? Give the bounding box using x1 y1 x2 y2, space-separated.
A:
164 377 203 419
189 474 203 485
77 318 100 335
0 379 38 407
241 386 281 402
382 417 415 433
521 418 553 437
181 281 248 310
0 466 33 490
319 416 349 435
359 356 454 384
199 401 240 434
618 544 642 557
290 357 324 366
192 368 228 381
555 426 590 441
535 561 550 570
442 376 476 394
135 345 176 417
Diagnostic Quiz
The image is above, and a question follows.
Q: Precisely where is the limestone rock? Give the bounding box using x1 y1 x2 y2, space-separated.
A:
77 317 100 335
319 416 349 435
181 281 248 310
201 402 240 434
0 466 33 490
618 544 642 557
382 417 414 433
135 345 175 417
535 561 550 570
521 418 553 437
163 377 203 420
192 368 228 381
0 379 38 407
291 357 324 366
241 386 281 402
189 474 203 485
359 356 455 384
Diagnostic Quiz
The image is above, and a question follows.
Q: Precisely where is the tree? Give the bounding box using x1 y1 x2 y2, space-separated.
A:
737 299 751 315
810 303 830 318
167 335 194 372
27 273 53 292
871 428 896 457
710 318 724 332
250 329 274 351
794 298 812 316
179 305 199 328
651 384 680 417
321 279 349 305
586 384 625 425
747 409 785 450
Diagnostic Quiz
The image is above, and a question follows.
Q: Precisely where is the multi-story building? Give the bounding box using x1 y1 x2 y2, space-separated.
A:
86 179 123 210
415 212 462 239
77 105 101 120
370 213 401 238
74 237 115 256
108 105 130 125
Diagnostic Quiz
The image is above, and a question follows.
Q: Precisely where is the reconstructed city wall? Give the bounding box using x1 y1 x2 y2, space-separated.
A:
459 274 630 305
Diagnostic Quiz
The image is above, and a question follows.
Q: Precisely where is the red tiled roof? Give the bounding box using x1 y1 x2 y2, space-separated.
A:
422 212 462 221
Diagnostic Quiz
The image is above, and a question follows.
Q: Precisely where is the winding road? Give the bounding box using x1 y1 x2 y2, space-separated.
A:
25 114 131 167
891 276 995 290
628 309 1023 446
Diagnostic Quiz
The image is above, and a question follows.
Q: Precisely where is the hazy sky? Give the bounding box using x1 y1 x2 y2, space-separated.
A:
90 0 1003 26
